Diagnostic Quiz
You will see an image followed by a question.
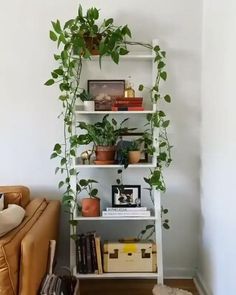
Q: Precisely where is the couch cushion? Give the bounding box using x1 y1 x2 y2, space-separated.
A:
0 205 26 237
0 186 30 209
0 198 48 295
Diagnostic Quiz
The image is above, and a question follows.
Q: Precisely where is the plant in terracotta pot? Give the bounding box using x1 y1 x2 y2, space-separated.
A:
128 140 141 164
77 115 134 164
78 178 100 217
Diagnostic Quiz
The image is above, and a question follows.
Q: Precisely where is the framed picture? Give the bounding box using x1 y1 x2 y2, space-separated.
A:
117 132 149 163
112 185 141 207
88 80 125 100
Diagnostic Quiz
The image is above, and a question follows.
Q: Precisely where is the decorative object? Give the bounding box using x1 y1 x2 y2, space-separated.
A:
124 76 135 98
78 179 100 217
112 185 141 207
152 285 193 295
80 150 93 164
88 80 125 111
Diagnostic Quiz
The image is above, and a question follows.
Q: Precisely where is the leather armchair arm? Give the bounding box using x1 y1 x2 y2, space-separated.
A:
19 200 60 295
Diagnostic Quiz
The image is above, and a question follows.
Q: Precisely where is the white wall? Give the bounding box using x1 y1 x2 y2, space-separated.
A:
0 0 202 276
199 0 236 293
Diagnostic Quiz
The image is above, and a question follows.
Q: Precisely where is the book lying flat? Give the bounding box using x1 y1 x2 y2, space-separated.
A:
102 211 151 217
106 207 147 211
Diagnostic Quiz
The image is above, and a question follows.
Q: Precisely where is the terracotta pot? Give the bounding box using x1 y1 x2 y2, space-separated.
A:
81 197 100 217
95 145 116 162
128 151 141 164
84 35 102 55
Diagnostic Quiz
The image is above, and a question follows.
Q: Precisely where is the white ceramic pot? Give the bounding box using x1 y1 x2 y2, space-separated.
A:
84 101 94 111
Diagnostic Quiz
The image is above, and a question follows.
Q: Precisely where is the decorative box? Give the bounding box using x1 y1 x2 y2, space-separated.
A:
103 239 157 272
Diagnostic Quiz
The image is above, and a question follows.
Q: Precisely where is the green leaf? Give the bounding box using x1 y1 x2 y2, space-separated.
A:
163 223 170 230
54 68 63 75
52 20 61 34
111 51 119 64
163 209 168 214
119 48 129 55
146 224 154 230
59 95 68 101
58 181 64 189
78 4 83 18
53 143 61 151
54 54 60 61
105 18 113 27
49 31 57 41
59 34 67 45
138 84 144 91
161 51 166 57
61 158 67 166
51 72 58 79
154 45 160 52
64 19 74 29
117 169 123 174
164 94 171 103
116 179 121 184
69 220 78 226
79 179 87 187
159 111 166 117
162 120 170 128
159 142 167 148
158 61 165 69
160 71 167 81
44 79 55 86
91 188 98 197
146 113 152 122
50 152 57 159
55 167 60 174
93 8 99 19
70 150 76 157
69 168 76 176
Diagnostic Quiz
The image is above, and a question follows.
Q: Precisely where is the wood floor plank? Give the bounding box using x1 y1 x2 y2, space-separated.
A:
79 279 199 295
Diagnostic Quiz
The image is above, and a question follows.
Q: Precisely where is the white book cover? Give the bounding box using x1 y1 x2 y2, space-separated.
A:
102 211 151 217
106 207 147 211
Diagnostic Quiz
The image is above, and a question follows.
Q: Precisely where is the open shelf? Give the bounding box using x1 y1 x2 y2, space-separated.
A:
75 163 155 169
73 53 154 61
75 110 155 115
73 269 159 279
73 215 157 221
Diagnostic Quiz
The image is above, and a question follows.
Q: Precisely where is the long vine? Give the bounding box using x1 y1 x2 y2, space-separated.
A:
45 5 172 238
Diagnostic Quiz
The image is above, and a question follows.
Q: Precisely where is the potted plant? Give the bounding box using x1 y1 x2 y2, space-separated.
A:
78 178 100 217
78 89 94 111
128 140 141 164
77 115 133 163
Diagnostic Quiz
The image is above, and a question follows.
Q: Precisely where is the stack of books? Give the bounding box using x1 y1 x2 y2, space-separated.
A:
111 97 144 111
76 232 103 274
102 207 151 217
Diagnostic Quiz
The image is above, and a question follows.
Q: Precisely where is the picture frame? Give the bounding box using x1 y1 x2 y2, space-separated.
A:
112 185 141 207
88 80 125 100
117 132 149 163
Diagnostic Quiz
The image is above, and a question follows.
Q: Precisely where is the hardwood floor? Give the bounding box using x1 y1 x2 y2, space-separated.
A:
79 279 199 295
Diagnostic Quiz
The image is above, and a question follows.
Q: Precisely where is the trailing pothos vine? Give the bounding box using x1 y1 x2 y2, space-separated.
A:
45 5 172 240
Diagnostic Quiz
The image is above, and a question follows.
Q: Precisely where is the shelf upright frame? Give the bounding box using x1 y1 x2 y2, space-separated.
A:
152 39 164 285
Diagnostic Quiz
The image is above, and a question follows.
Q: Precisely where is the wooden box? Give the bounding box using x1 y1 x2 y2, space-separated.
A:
103 240 157 273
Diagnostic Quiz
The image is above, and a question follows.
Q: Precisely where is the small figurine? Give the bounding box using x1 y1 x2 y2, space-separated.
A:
80 150 93 164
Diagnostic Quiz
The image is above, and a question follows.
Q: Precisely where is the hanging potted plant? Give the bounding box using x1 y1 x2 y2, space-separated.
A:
78 178 100 217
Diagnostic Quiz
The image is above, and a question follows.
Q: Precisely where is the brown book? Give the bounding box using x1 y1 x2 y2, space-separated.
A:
95 236 103 274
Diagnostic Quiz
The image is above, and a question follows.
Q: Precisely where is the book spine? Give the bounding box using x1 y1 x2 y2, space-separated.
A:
86 234 93 273
76 236 83 274
106 207 147 211
95 236 103 274
81 235 88 274
102 211 151 217
90 234 98 274
111 107 144 111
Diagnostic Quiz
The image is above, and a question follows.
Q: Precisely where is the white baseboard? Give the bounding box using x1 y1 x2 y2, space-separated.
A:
164 267 195 279
193 272 211 295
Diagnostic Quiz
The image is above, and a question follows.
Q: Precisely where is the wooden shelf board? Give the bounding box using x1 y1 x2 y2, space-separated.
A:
72 53 154 61
75 110 155 115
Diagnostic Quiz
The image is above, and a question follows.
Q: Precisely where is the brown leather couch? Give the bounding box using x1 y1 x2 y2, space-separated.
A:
0 186 61 295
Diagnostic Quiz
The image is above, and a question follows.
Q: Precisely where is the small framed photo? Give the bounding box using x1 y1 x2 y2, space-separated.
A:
88 80 125 100
112 185 141 207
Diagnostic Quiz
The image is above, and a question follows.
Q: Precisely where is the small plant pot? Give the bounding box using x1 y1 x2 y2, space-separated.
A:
84 35 102 55
95 145 116 162
81 197 100 217
128 151 141 164
83 101 94 111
